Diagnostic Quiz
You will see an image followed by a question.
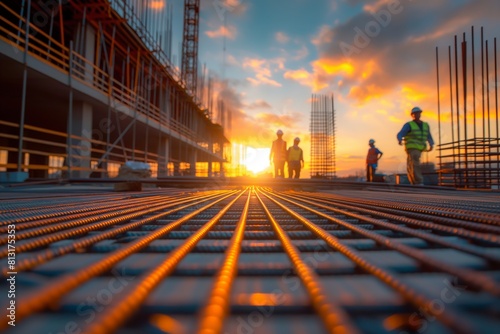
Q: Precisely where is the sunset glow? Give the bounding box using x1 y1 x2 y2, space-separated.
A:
243 147 270 174
195 0 499 177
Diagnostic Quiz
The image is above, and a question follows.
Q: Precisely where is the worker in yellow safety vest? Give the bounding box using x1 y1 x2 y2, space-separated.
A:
287 137 304 179
397 106 434 185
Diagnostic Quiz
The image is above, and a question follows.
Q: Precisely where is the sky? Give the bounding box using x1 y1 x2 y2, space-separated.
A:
166 0 500 177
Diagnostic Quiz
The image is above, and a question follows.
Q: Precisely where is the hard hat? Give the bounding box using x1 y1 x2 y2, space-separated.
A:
411 106 422 114
294 137 300 142
276 129 283 135
369 139 375 144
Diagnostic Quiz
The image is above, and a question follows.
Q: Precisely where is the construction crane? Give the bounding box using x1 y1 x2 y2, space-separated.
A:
181 0 200 97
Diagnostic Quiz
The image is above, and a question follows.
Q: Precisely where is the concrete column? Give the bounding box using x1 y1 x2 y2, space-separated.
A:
190 148 197 176
173 162 180 176
219 140 225 177
158 136 169 177
208 138 213 177
219 161 225 177
70 101 93 178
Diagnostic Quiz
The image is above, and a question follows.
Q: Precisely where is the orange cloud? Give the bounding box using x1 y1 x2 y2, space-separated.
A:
243 58 282 87
283 68 328 92
284 58 360 92
205 25 237 39
256 113 300 128
149 0 165 10
313 59 355 76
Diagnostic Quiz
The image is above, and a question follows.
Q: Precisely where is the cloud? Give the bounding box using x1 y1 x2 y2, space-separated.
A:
312 25 334 46
275 32 290 44
247 99 272 110
205 25 237 39
243 58 283 87
307 0 500 106
222 0 248 15
293 45 309 60
284 68 328 91
225 54 239 66
256 112 302 130
148 0 165 10
205 0 249 21
284 58 358 92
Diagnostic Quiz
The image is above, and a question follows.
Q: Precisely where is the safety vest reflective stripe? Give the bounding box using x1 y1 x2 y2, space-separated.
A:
405 121 429 151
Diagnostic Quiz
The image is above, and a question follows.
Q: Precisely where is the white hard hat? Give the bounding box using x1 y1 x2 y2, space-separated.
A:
411 106 422 114
294 137 300 142
276 129 283 135
369 139 375 144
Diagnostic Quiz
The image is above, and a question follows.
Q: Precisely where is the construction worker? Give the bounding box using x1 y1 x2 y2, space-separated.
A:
270 129 287 178
366 139 383 182
287 137 304 179
397 106 434 185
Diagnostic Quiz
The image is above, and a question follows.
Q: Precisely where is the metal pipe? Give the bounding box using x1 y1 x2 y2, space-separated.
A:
47 2 54 59
448 46 456 184
78 6 87 56
144 60 153 161
486 40 492 184
486 41 491 140
462 34 468 186
481 27 486 181
16 0 26 44
436 47 442 183
108 25 121 163
17 0 31 173
495 38 499 188
58 0 64 47
67 41 74 178
471 26 477 185
481 27 486 142
495 37 499 140
454 35 461 183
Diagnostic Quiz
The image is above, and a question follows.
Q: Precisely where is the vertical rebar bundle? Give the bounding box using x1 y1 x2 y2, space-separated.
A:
309 94 336 179
436 27 499 189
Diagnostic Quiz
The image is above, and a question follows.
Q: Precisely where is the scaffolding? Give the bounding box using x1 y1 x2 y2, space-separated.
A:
309 94 336 179
436 27 499 189
181 0 200 97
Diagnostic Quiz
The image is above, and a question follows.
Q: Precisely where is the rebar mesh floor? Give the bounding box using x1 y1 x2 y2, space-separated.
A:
1 185 499 334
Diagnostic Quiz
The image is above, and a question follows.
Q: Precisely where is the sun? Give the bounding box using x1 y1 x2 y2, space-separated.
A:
243 147 270 174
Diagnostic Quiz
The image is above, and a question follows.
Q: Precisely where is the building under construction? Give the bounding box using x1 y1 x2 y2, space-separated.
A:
0 0 229 181
309 94 336 179
0 4 499 334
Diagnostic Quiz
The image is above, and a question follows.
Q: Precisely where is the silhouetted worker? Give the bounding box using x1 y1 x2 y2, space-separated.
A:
270 129 287 178
287 137 304 179
366 139 383 182
397 106 434 185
